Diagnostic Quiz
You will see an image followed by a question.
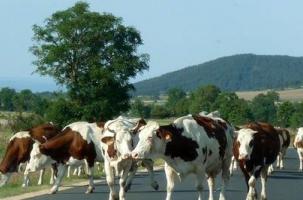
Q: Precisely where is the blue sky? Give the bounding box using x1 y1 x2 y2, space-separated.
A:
1 0 303 91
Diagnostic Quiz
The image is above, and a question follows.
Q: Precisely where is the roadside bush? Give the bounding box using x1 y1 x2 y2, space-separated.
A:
7 113 44 133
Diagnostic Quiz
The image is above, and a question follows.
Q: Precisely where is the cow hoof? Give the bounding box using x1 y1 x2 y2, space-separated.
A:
124 183 132 192
85 186 95 194
49 190 57 194
151 182 159 191
110 194 119 200
50 187 58 194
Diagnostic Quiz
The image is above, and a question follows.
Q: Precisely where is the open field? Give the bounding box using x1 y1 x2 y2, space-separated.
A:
236 88 303 101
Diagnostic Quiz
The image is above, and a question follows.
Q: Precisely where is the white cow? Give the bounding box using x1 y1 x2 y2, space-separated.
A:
26 122 104 194
132 114 234 200
294 127 303 171
100 116 158 200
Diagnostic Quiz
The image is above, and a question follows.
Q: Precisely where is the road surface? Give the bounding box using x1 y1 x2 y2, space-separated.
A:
27 148 303 200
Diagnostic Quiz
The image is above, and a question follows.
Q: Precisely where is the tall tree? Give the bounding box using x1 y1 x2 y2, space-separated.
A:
188 85 221 113
250 92 278 123
166 88 186 116
0 87 16 111
31 2 149 121
276 101 295 127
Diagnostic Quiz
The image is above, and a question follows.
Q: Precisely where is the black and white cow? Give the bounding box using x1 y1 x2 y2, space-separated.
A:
132 114 234 200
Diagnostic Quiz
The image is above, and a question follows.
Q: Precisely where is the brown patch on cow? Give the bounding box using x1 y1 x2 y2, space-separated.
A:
29 123 61 143
39 128 97 167
192 115 227 158
101 136 117 158
96 121 105 129
157 124 199 162
294 139 303 148
243 122 280 165
156 128 173 141
0 137 33 173
131 119 147 135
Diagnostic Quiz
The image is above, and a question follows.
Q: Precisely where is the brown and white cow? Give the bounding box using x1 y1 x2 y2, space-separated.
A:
234 122 280 200
131 114 234 200
0 123 60 187
268 127 290 174
101 116 159 200
294 127 303 171
26 121 104 194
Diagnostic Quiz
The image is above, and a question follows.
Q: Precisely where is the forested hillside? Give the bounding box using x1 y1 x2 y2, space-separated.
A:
134 54 303 95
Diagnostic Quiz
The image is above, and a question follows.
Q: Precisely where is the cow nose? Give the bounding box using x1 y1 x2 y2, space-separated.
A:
132 152 139 159
239 154 249 160
122 153 131 160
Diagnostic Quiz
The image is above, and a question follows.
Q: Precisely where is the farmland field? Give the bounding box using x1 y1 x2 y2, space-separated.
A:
236 88 303 101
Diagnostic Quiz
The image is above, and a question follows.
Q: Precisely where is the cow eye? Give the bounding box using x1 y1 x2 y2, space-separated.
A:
249 140 254 147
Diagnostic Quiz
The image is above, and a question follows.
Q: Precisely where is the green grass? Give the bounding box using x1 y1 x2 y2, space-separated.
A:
0 165 105 198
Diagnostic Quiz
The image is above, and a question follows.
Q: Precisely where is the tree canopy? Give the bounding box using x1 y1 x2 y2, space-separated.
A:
31 2 149 122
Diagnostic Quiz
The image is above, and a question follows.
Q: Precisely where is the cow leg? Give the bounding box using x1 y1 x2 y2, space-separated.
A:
164 163 178 200
267 164 274 175
219 157 231 200
0 173 12 187
125 162 138 192
280 150 286 169
22 165 30 187
260 166 268 200
276 152 282 169
50 163 67 194
247 166 262 200
50 163 57 185
143 159 159 190
247 176 257 200
207 176 215 200
37 169 45 185
104 160 118 200
85 166 95 194
77 166 82 176
229 156 235 176
298 149 303 171
67 165 71 178
119 161 132 200
49 167 56 185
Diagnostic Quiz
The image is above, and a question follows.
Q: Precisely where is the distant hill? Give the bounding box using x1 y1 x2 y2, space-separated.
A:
133 54 303 96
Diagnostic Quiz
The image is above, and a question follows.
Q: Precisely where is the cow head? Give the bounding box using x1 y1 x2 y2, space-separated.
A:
236 128 258 160
101 119 133 160
132 121 171 160
27 143 55 172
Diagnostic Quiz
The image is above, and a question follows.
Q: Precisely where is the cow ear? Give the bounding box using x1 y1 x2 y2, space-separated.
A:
156 129 172 142
101 136 114 145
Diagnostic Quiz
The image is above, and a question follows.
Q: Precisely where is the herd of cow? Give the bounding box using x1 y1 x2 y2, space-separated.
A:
0 112 303 200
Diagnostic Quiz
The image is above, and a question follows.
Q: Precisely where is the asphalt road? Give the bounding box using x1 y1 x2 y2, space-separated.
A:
27 148 303 200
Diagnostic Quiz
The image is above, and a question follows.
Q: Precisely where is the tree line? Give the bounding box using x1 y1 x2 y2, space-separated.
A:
130 85 303 128
133 54 303 96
